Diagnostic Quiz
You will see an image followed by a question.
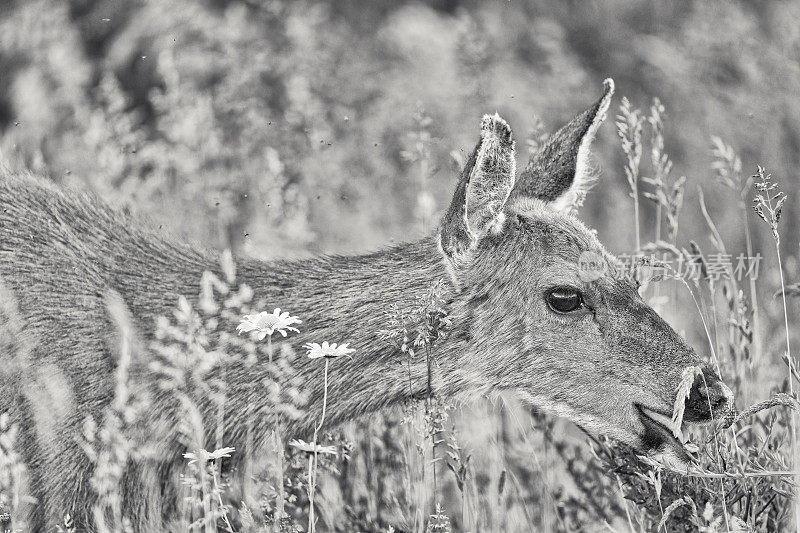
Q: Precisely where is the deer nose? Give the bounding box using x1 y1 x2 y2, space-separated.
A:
682 368 733 423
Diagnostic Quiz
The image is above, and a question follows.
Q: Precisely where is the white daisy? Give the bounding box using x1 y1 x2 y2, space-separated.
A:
288 439 337 456
303 341 355 359
183 446 235 465
236 308 301 340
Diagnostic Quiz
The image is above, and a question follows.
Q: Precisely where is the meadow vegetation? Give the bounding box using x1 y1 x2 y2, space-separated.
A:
1 0 800 531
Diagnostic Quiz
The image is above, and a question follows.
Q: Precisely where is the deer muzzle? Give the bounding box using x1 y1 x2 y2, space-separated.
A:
681 366 734 423
633 365 734 469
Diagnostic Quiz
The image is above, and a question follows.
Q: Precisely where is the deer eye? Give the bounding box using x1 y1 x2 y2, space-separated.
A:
546 287 584 314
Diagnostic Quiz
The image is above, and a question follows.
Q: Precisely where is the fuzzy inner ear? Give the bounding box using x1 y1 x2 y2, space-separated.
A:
510 78 614 214
439 113 515 269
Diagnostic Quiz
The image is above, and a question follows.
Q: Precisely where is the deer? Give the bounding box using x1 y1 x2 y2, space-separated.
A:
0 78 733 532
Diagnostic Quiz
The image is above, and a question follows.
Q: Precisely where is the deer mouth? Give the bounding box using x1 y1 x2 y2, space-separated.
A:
636 405 674 432
634 404 693 470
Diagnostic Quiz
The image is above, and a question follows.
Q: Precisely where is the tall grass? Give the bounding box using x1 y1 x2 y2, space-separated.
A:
1 94 799 532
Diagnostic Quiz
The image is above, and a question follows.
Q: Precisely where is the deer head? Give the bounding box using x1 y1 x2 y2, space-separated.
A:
437 79 733 467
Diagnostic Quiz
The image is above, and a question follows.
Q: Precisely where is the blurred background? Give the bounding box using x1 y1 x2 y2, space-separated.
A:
2 0 800 530
3 0 800 260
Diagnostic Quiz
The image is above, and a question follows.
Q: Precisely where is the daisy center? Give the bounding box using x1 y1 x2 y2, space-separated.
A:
257 315 280 329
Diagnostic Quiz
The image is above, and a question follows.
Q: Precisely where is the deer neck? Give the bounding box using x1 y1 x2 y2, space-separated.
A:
235 235 463 436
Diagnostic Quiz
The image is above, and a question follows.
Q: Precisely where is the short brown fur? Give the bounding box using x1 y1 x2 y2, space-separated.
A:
0 80 731 531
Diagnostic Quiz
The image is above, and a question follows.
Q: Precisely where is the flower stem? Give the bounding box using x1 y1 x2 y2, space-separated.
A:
272 427 285 533
775 243 799 533
317 360 330 433
197 455 213 533
306 453 314 533
757 174 797 531
212 466 235 533
308 359 330 533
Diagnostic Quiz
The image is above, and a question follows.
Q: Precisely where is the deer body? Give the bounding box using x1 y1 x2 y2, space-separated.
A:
0 174 459 528
0 79 733 531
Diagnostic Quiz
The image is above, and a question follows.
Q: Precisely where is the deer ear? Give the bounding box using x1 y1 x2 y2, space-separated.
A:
510 78 614 214
439 113 515 269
